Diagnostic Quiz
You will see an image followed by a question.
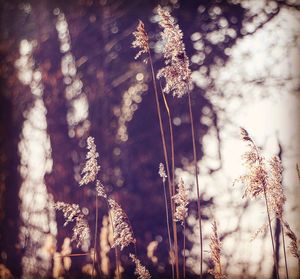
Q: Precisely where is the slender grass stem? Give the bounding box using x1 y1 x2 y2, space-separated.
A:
115 248 121 279
163 179 175 279
160 81 175 279
148 52 179 279
91 194 99 279
161 87 175 197
263 189 279 279
281 223 289 279
252 142 280 279
183 220 186 279
106 200 120 279
187 92 203 278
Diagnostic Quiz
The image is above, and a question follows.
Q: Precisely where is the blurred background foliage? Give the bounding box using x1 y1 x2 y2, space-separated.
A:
0 0 299 278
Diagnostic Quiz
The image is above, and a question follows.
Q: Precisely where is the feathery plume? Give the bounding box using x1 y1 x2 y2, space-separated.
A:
156 6 192 98
238 128 286 219
267 156 285 219
130 254 151 279
172 178 189 224
209 220 227 279
238 128 267 199
132 20 150 61
282 220 300 260
108 198 136 250
96 180 107 198
251 221 270 241
54 202 90 248
158 163 167 183
80 137 100 186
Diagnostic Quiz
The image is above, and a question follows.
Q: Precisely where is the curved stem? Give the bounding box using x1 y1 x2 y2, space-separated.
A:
187 92 203 278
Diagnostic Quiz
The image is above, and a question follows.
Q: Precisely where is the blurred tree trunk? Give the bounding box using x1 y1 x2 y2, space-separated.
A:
33 2 75 204
0 43 31 277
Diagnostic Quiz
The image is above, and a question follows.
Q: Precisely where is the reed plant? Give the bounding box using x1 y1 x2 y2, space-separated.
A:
52 6 300 279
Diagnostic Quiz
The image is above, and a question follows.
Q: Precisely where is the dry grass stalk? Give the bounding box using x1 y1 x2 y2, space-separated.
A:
80 137 102 278
80 136 100 186
108 198 136 250
54 202 90 248
129 254 151 279
159 163 175 279
133 18 180 279
155 6 203 276
173 178 188 279
209 220 227 279
238 127 281 278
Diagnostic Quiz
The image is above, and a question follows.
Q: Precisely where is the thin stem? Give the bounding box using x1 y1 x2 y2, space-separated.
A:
187 92 203 278
92 194 99 279
148 52 179 279
183 220 186 279
281 223 289 279
163 179 175 279
161 84 175 196
160 81 175 279
263 189 279 279
115 248 121 279
106 200 120 279
251 142 279 279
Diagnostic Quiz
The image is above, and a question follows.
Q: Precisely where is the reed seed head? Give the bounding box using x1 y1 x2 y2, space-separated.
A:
282 220 300 260
80 137 100 186
129 254 151 279
209 220 227 279
132 20 150 61
54 202 90 248
156 6 192 98
238 128 286 219
158 163 167 183
108 198 136 250
96 180 107 198
173 178 189 224
238 128 268 199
